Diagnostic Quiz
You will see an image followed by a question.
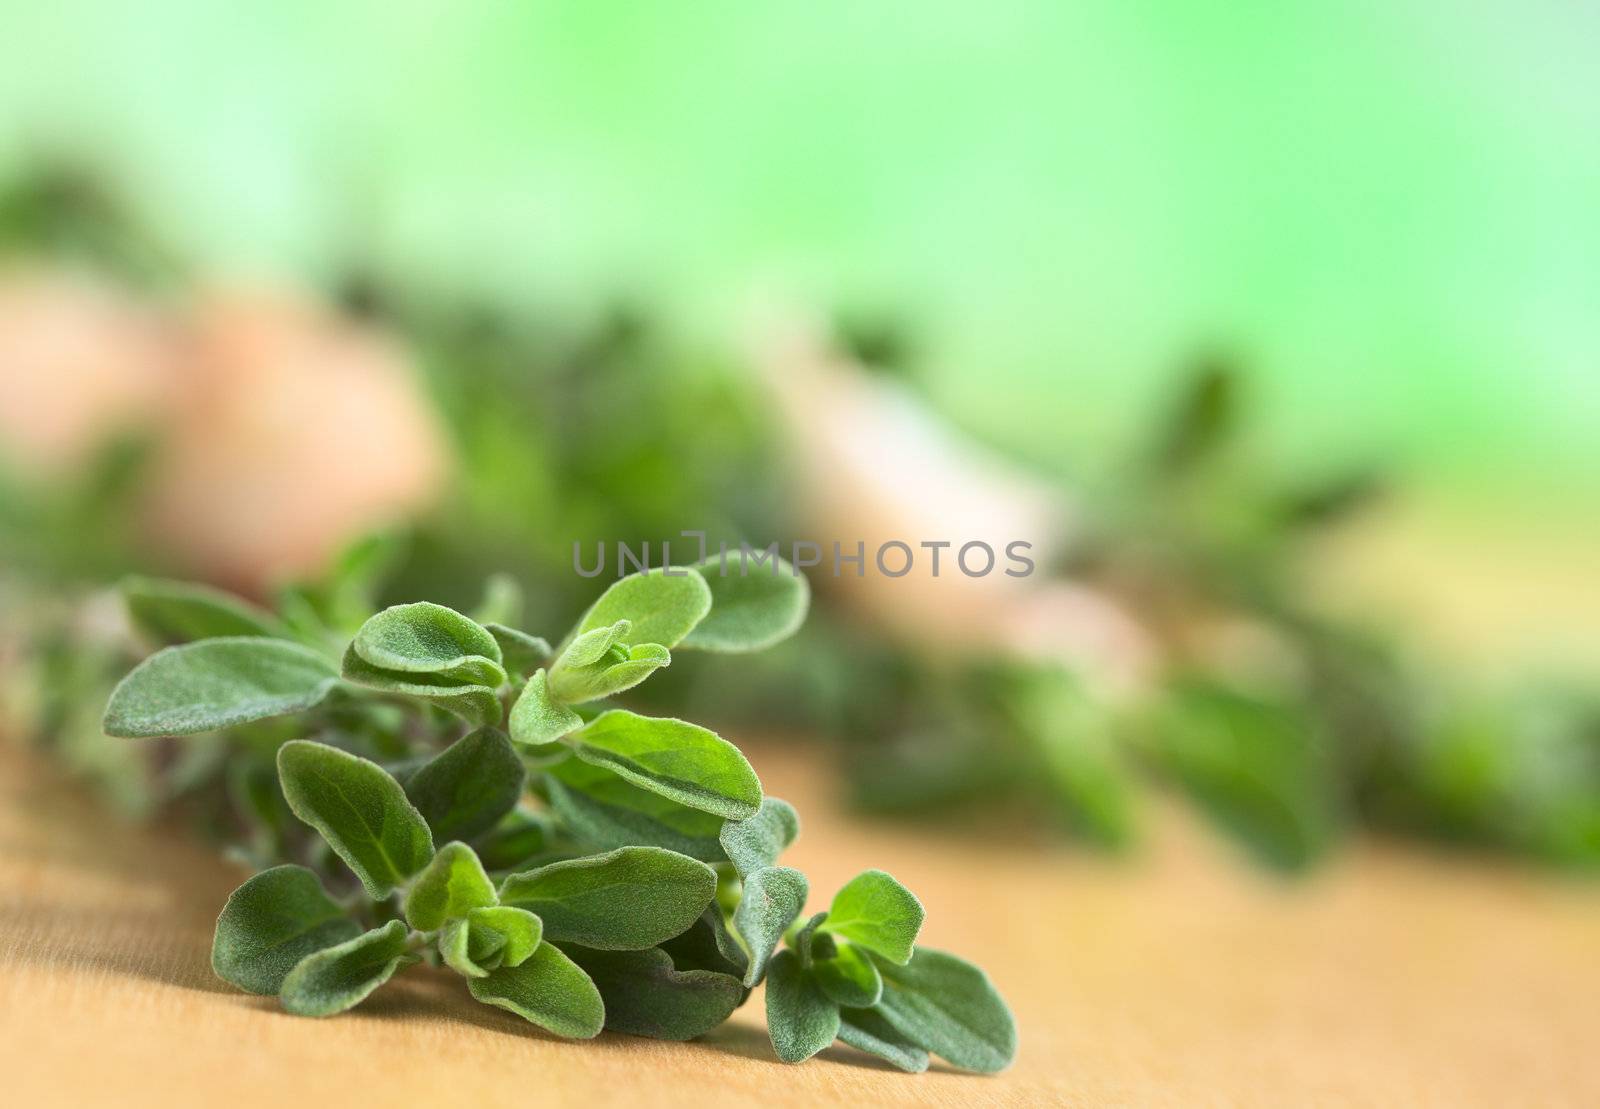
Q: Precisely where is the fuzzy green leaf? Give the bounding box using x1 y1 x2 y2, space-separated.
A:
486 623 552 675
794 911 830 968
658 907 749 980
277 740 435 898
873 947 1018 1074
733 866 807 988
122 576 289 645
352 602 504 683
566 710 762 821
572 567 712 650
499 846 715 950
103 638 339 738
472 809 557 873
837 1006 930 1073
681 553 809 653
279 919 414 1017
765 949 840 1063
719 797 800 877
211 865 360 995
441 906 542 978
508 670 584 746
547 642 672 704
468 942 605 1039
404 727 526 844
469 906 541 967
472 574 524 628
559 620 633 668
813 942 883 1007
825 870 924 965
560 945 744 1041
340 644 503 726
403 842 498 930
546 758 727 861
439 917 499 978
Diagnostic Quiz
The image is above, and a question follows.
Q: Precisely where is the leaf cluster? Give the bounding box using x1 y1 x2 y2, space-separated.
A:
103 558 1015 1071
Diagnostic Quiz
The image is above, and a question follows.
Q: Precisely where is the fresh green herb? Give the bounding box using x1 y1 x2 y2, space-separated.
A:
102 566 1016 1072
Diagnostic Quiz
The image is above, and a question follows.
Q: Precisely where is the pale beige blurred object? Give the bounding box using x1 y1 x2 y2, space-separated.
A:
0 269 175 476
753 316 1153 693
142 290 448 592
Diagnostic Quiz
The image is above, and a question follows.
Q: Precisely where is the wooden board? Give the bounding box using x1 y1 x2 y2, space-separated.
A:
3 737 1598 1107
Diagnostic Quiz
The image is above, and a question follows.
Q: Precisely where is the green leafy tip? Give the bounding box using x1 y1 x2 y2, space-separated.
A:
404 842 498 930
824 869 924 965
509 670 584 746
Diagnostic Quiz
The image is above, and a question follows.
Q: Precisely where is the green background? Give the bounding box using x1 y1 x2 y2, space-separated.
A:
3 1 1595 490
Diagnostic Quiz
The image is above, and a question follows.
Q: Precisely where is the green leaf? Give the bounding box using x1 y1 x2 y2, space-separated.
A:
472 573 524 628
681 553 809 652
825 870 924 965
499 846 715 950
404 727 526 844
440 906 542 978
732 866 807 988
103 638 339 737
472 809 558 872
658 906 749 980
719 797 800 877
765 949 840 1063
211 865 361 995
812 941 883 1007
837 1006 930 1073
352 602 504 683
468 942 605 1039
468 906 541 967
508 670 583 747
1152 680 1337 871
545 757 727 862
566 710 762 821
793 911 829 968
572 567 712 650
324 531 405 626
559 620 633 668
873 947 1018 1074
403 842 498 930
547 642 672 704
486 623 552 675
277 739 435 898
122 576 289 645
279 919 415 1017
439 917 499 978
559 945 744 1041
340 644 503 727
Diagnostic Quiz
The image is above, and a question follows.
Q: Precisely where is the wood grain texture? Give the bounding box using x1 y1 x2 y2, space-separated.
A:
3 737 1598 1107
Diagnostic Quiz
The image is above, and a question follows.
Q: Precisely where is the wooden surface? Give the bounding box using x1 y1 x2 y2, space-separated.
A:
3 737 1598 1108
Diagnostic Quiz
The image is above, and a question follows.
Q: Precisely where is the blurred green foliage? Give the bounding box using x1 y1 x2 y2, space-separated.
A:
3 162 1599 874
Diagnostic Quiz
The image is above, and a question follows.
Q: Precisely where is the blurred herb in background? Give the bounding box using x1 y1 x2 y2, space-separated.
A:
3 160 1598 875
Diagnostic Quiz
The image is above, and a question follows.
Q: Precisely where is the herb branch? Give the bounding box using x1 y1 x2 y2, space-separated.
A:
102 557 1016 1073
